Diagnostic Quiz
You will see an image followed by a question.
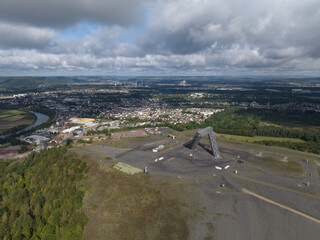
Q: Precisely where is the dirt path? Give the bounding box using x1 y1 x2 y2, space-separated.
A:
242 188 320 224
235 175 320 199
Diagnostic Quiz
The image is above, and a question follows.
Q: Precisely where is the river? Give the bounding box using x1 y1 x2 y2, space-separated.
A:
0 111 49 138
19 111 49 133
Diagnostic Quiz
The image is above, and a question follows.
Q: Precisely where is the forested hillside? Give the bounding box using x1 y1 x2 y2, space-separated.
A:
0 148 88 240
205 108 320 154
169 107 320 154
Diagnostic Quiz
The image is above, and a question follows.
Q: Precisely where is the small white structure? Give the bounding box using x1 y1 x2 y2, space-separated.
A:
152 145 164 152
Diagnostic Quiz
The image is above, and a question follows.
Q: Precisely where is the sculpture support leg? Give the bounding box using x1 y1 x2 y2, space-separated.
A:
188 127 221 158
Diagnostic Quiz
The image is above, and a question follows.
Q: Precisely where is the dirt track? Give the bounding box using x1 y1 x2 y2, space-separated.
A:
242 188 320 224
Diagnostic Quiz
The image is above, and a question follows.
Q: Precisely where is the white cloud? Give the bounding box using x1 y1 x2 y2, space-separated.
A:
0 0 320 75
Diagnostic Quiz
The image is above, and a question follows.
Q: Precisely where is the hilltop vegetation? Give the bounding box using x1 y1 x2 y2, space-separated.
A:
170 107 320 154
242 108 320 127
0 146 190 240
0 148 88 240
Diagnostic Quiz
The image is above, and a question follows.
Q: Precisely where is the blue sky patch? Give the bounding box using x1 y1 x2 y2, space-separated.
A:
60 21 99 38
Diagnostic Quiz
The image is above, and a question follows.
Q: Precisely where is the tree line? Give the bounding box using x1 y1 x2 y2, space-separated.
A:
169 107 320 154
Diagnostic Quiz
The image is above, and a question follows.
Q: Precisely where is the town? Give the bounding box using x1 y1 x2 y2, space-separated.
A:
0 87 224 153
1 78 320 156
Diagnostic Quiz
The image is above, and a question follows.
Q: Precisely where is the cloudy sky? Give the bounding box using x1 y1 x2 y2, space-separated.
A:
0 0 319 76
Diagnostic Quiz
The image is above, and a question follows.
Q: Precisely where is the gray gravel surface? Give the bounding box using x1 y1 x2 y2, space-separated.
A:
74 137 320 240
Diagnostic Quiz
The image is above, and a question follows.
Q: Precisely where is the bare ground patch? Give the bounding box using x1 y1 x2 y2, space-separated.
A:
0 119 30 131
111 129 149 139
0 145 29 160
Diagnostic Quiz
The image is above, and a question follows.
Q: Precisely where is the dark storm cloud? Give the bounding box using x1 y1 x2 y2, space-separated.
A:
0 22 56 49
0 0 144 28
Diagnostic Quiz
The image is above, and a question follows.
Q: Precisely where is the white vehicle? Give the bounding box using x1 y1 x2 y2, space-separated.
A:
159 157 164 161
224 165 230 169
215 166 222 170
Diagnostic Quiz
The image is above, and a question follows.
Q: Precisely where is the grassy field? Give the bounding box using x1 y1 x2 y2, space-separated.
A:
217 133 304 143
0 110 35 132
103 138 132 149
174 128 304 144
0 110 26 120
246 155 304 177
0 143 10 148
80 155 189 240
215 133 306 177
113 162 143 174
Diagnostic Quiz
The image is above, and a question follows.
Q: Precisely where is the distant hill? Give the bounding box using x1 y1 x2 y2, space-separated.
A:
0 77 40 89
0 76 122 90
0 77 85 89
1 76 320 90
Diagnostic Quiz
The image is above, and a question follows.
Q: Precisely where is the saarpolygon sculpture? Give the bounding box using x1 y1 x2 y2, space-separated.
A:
189 126 221 158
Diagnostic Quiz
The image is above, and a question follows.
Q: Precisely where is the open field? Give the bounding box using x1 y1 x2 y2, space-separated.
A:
0 143 10 148
111 129 148 139
217 133 305 143
216 136 320 162
0 145 19 155
244 155 304 177
72 130 320 240
0 145 29 159
0 110 34 132
103 138 133 149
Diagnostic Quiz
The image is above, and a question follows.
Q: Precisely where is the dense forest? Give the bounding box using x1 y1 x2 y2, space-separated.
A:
0 148 88 240
242 108 320 127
